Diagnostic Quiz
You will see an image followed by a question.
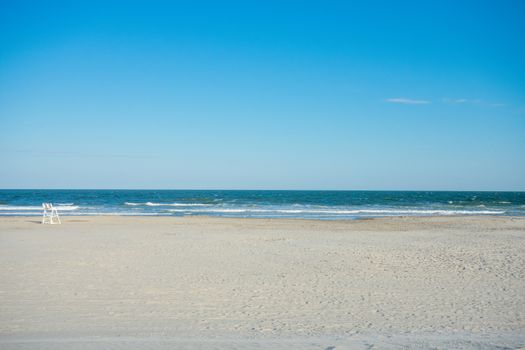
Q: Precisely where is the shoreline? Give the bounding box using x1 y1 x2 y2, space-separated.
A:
1 213 525 220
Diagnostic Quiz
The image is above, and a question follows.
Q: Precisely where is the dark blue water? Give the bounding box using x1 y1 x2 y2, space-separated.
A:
0 190 524 219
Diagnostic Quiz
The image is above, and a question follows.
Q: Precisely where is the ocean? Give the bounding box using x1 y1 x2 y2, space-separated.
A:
0 189 524 220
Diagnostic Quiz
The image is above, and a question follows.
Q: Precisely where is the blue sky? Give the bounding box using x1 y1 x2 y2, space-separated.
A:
1 0 524 190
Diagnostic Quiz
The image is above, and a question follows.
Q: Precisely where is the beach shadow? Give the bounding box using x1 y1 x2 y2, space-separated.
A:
28 220 42 224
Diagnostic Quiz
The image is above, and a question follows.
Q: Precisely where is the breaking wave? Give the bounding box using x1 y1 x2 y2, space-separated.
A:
0 205 79 211
166 208 505 215
125 202 210 207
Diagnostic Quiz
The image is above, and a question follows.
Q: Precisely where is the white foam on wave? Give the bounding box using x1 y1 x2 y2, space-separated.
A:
166 208 505 215
55 205 79 211
0 205 79 211
0 206 42 210
0 212 42 215
72 212 162 216
125 202 210 207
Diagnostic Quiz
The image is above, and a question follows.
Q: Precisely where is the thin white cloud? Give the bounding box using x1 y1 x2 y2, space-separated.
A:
385 98 430 105
442 98 468 104
442 98 506 107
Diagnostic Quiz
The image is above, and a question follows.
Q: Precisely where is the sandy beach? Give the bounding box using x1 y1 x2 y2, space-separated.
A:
0 216 524 349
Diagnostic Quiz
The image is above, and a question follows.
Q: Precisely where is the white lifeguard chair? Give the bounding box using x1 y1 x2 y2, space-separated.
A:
42 203 61 224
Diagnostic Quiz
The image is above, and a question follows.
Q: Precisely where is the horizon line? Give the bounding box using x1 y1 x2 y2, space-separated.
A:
0 188 524 193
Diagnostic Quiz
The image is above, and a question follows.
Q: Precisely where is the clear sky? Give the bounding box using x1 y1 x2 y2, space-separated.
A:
1 0 524 190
